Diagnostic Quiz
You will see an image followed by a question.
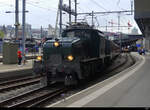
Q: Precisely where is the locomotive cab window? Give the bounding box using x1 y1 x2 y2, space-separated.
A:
62 29 91 39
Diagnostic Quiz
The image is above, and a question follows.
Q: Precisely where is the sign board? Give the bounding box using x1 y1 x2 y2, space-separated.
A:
136 44 141 48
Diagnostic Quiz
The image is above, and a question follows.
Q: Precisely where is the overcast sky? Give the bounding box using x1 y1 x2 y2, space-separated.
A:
0 0 141 34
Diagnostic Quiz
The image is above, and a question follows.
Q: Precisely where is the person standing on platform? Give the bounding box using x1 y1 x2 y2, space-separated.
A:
17 48 22 65
142 48 146 55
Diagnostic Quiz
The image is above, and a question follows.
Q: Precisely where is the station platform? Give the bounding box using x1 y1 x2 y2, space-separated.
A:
0 53 40 62
47 52 150 107
0 53 35 58
0 59 35 82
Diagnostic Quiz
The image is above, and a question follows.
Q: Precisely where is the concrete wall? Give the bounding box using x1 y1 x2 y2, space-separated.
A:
135 0 150 19
134 0 150 51
144 26 150 51
144 39 150 51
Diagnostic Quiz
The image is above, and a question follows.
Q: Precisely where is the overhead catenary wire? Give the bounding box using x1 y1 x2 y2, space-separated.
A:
92 0 108 11
0 2 14 7
26 2 57 12
27 0 58 10
0 0 137 34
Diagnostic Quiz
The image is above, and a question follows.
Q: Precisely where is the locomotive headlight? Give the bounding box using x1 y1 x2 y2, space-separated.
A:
67 55 74 61
37 56 42 61
54 41 60 47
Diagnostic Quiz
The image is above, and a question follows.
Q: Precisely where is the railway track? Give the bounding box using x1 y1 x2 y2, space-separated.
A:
0 53 135 108
108 53 128 72
0 84 67 107
102 53 134 77
0 76 41 93
0 76 43 104
115 53 135 71
0 75 40 86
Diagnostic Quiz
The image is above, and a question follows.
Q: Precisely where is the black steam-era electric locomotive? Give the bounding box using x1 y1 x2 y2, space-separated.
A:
34 22 120 86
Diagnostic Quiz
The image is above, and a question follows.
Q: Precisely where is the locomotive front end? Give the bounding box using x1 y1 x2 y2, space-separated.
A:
43 37 81 86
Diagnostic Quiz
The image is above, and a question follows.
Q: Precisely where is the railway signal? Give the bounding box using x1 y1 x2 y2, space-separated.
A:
128 21 132 30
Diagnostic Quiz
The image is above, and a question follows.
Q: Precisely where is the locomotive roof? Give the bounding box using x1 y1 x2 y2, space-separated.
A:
65 22 105 35
64 28 104 34
63 28 106 38
45 37 80 43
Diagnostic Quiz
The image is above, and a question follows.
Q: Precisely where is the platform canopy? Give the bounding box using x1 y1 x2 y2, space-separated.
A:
135 0 150 38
